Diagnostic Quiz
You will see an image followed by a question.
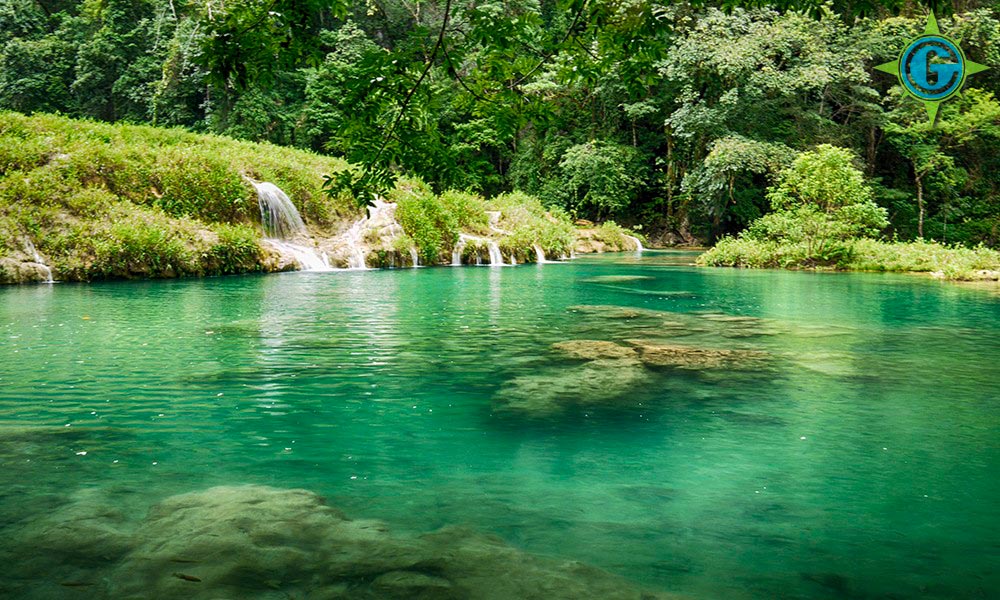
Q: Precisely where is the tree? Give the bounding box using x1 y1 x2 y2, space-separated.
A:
552 140 645 220
885 89 1000 239
681 135 796 240
744 145 888 260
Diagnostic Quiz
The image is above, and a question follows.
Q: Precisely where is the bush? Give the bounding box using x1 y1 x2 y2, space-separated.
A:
492 191 576 259
439 190 489 233
392 179 459 264
699 237 1000 280
716 145 889 266
209 223 263 274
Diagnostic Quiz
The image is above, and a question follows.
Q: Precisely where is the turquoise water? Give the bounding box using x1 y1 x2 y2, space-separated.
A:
1 252 999 599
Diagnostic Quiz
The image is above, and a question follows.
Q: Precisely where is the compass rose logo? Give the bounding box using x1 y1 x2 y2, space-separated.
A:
875 12 989 124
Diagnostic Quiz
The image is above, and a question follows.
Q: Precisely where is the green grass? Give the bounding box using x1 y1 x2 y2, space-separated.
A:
1 111 579 282
698 237 1000 281
0 111 352 281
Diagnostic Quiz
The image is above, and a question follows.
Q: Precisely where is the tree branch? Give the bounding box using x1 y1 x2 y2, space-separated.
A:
368 0 453 172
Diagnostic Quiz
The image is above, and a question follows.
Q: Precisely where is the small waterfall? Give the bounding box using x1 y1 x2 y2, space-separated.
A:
451 242 463 266
251 181 331 271
24 239 54 283
254 182 307 239
533 244 546 264
410 247 419 267
340 197 402 270
486 240 503 266
625 234 644 254
342 216 368 270
456 233 502 266
510 254 517 266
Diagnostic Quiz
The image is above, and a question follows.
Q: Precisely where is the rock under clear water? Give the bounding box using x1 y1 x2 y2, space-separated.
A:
1 484 677 600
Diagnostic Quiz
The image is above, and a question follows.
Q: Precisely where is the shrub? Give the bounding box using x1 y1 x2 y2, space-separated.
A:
209 223 263 274
720 145 889 265
439 190 489 233
492 191 576 259
393 180 459 264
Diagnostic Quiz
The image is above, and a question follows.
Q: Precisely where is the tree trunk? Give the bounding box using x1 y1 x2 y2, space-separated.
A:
867 127 878 176
916 175 924 239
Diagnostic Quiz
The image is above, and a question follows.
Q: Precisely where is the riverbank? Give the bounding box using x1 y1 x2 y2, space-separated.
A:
697 237 1000 282
0 112 642 284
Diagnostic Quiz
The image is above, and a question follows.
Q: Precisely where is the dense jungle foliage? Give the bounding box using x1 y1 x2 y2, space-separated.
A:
2 0 999 256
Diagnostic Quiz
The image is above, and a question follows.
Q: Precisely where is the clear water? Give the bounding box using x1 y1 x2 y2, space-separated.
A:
2 252 998 599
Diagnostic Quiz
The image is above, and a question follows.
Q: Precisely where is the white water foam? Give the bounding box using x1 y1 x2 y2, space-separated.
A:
252 181 331 271
24 239 54 283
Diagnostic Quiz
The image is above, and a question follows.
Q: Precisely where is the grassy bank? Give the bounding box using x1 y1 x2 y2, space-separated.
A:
698 237 1000 281
0 112 603 283
0 111 354 282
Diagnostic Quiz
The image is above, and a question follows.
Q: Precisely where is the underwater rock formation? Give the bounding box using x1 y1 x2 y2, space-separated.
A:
493 304 783 416
624 340 770 371
1 484 676 600
552 339 639 361
579 275 656 284
493 358 652 416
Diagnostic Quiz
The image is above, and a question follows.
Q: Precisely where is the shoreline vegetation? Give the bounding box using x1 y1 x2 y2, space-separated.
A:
698 238 1000 282
0 112 640 284
2 113 998 286
697 145 1000 283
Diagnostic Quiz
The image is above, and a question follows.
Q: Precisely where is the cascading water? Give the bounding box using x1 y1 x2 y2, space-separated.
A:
486 241 503 266
339 197 408 270
255 182 307 239
342 215 368 270
625 234 644 254
410 248 419 267
456 234 503 267
510 254 517 266
24 239 54 283
251 181 331 271
451 241 464 266
533 245 547 264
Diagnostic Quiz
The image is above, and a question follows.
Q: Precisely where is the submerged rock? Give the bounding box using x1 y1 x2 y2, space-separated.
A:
111 485 434 598
567 304 670 321
624 340 769 370
3 484 676 599
496 331 773 416
494 358 651 416
551 340 638 361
